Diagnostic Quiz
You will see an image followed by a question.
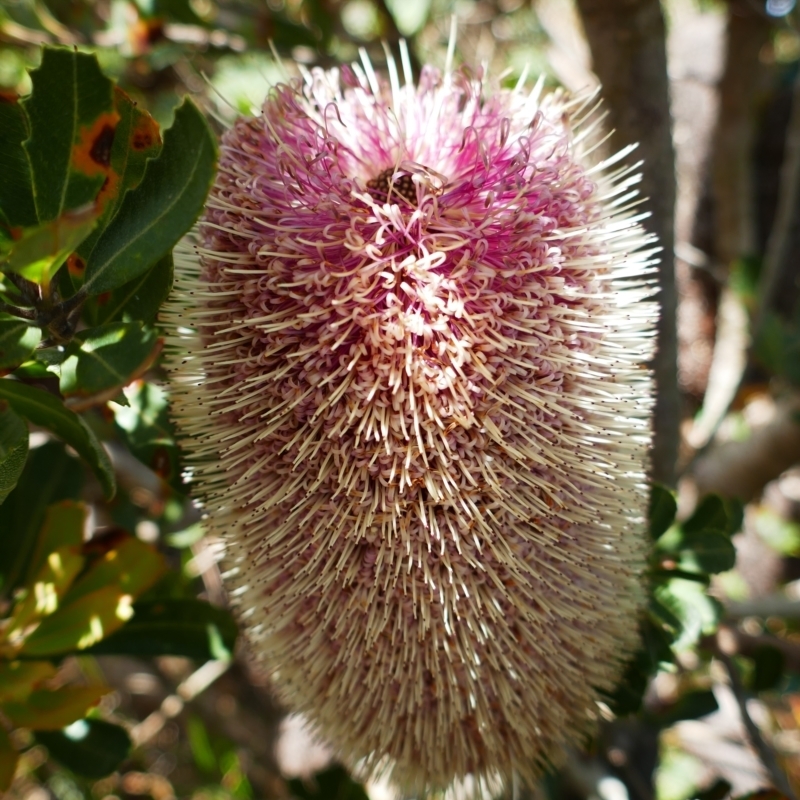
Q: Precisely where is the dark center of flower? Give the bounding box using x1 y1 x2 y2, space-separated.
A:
367 168 417 204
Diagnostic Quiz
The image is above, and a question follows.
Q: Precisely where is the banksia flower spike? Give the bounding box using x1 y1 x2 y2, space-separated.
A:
163 43 658 793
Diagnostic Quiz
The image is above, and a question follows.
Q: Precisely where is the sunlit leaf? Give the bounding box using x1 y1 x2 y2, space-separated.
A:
384 0 431 35
83 99 217 295
21 500 87 588
22 47 117 223
753 505 800 555
59 322 161 410
5 545 85 647
0 400 28 505
36 719 131 779
1 205 99 286
113 380 181 487
0 442 84 596
0 380 115 498
84 598 237 660
0 314 41 372
19 584 139 656
186 715 216 773
654 578 722 652
1 685 107 731
62 535 167 606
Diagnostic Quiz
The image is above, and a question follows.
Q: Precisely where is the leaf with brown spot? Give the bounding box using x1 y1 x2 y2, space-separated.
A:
75 88 162 267
22 47 117 224
84 99 216 295
1 205 99 287
71 112 121 178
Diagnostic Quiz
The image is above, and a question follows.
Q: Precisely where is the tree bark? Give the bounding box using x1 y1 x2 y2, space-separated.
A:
575 0 679 486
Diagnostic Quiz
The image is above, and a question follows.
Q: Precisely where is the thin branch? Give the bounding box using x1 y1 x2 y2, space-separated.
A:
716 650 797 800
692 393 800 501
756 65 800 336
2 271 40 303
725 596 800 620
574 0 679 486
0 302 35 320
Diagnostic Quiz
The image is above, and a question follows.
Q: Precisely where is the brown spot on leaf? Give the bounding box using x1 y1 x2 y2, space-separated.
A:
96 291 111 306
0 90 19 104
67 253 86 276
95 171 120 215
132 113 161 152
90 124 116 167
71 111 121 178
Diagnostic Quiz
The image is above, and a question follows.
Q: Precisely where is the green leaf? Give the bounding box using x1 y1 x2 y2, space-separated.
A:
1 685 107 730
1 205 99 286
62 535 167 606
18 584 137 656
748 645 785 692
6 545 86 645
74 87 162 268
21 500 87 590
84 598 237 660
650 689 718 727
650 568 710 585
654 578 722 652
648 596 683 635
0 661 57 703
649 484 677 540
753 506 800 555
0 725 18 793
113 380 181 487
83 99 217 295
0 401 28 505
683 495 743 538
186 715 216 773
693 779 732 800
603 618 674 716
92 253 174 326
0 314 41 372
0 96 37 229
678 531 737 574
0 442 84 596
22 47 117 223
36 719 131 779
0 380 115 498
288 765 370 800
59 322 160 408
